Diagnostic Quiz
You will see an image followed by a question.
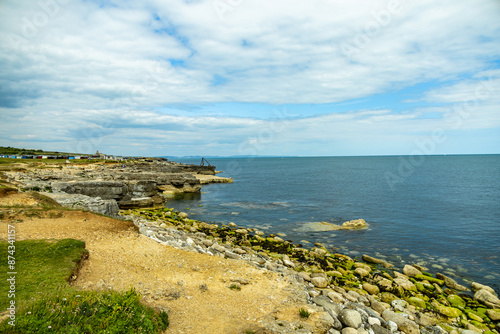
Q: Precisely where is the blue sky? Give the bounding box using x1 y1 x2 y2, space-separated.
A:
0 0 499 157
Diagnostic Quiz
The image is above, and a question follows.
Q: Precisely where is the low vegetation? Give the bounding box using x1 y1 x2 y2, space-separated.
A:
0 239 169 333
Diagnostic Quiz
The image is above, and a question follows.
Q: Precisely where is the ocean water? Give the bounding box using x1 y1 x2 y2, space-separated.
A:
168 155 500 292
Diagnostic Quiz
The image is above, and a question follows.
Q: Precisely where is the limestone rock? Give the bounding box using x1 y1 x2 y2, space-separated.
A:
341 328 358 334
474 289 500 308
394 277 416 291
362 254 394 268
403 265 422 277
432 303 462 318
372 324 392 334
362 283 380 295
408 297 426 309
45 192 120 217
312 295 342 317
471 282 497 295
355 268 370 277
436 273 468 291
382 309 420 334
312 276 329 288
327 291 345 304
341 219 367 230
338 309 362 329
486 309 500 321
446 295 466 308
298 272 311 282
414 312 438 327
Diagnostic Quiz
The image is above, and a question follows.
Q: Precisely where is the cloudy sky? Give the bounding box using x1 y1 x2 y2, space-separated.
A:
1 0 499 157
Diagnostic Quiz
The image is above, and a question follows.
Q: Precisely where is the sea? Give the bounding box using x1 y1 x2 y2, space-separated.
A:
166 155 500 293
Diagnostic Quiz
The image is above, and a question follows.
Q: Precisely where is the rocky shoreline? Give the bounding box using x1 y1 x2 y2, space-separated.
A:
4 159 232 216
4 160 500 334
120 207 500 334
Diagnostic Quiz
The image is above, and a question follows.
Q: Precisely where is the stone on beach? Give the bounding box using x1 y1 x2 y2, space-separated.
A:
436 273 468 291
311 276 329 288
474 289 500 309
471 282 497 295
338 309 362 329
362 254 394 268
403 264 422 277
382 309 420 334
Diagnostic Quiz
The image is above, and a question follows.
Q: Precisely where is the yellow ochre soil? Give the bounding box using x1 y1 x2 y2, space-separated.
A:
0 190 318 334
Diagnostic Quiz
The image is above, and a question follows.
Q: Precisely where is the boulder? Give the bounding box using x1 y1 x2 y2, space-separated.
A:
338 309 362 329
312 276 329 288
486 309 500 321
45 192 119 217
431 302 462 318
446 294 466 308
394 277 417 291
362 283 380 295
407 297 426 309
341 219 367 230
436 273 468 291
471 282 497 295
403 265 422 277
355 268 370 277
327 291 345 304
362 254 394 268
341 328 358 334
474 289 500 308
382 309 420 334
313 295 342 316
372 324 392 334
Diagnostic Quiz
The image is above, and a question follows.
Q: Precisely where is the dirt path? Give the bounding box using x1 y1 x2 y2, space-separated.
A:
0 192 315 334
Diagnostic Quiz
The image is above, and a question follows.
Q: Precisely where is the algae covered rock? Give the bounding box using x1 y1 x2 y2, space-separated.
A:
432 302 463 318
341 219 367 230
486 308 500 321
408 297 427 309
381 292 399 304
362 283 380 295
447 294 466 308
436 273 467 291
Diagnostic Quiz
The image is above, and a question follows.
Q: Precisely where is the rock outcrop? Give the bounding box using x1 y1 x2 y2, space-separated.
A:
5 160 228 211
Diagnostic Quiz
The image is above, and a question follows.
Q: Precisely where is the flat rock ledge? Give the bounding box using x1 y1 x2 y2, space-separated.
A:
122 208 500 334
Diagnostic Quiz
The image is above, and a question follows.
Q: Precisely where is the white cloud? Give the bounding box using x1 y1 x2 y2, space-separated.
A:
0 0 499 155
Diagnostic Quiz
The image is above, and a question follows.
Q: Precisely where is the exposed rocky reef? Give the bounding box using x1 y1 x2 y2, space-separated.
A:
4 160 229 214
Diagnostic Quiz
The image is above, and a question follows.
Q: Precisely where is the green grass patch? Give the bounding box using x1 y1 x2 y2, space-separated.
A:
0 239 88 310
0 289 169 334
0 239 169 333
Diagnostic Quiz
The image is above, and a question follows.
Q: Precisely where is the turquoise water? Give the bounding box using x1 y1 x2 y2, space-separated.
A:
168 155 500 292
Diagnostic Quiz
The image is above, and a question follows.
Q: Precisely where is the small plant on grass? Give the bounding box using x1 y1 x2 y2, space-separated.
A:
299 308 310 319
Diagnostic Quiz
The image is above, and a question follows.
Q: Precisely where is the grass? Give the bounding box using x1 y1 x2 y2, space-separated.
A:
0 289 169 334
299 308 310 319
0 239 89 311
0 239 169 333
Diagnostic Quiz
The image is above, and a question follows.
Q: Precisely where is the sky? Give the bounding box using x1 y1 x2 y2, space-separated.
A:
0 0 499 157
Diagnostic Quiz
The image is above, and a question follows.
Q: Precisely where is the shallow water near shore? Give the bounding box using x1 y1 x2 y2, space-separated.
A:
167 155 500 292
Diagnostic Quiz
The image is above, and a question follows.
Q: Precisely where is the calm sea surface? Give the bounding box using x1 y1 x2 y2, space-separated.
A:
168 155 500 292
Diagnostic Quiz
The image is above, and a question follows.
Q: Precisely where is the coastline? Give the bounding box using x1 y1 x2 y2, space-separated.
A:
1 158 499 334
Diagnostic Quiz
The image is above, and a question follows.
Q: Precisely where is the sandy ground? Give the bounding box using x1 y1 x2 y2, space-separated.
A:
0 191 315 334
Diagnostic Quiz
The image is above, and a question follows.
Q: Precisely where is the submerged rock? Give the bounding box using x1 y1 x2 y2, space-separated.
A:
341 219 367 230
